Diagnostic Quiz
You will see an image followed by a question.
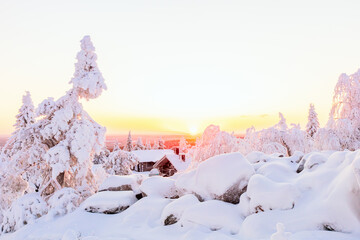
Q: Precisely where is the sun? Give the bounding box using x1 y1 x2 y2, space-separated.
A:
189 126 198 136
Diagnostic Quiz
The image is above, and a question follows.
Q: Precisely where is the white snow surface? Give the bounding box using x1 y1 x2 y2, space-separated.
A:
2 151 360 240
98 174 145 194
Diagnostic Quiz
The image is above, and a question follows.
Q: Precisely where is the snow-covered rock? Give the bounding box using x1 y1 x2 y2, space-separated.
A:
81 191 137 214
140 176 178 198
270 223 291 240
98 175 145 194
245 174 300 214
176 153 255 203
160 194 200 225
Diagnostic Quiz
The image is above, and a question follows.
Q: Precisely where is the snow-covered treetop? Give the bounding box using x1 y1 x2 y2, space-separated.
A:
70 35 107 100
306 104 319 138
14 91 35 131
276 113 288 132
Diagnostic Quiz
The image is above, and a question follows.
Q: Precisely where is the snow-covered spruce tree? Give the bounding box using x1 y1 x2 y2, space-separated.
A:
306 104 319 138
125 131 133 152
37 35 107 197
0 92 47 211
179 136 188 153
112 139 120 152
152 139 160 150
158 137 165 149
134 137 144 150
145 139 152 150
104 150 139 175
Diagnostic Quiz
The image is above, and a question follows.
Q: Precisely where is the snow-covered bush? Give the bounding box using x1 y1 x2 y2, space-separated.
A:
176 153 255 203
48 188 81 217
1 193 47 233
189 125 239 167
104 150 138 175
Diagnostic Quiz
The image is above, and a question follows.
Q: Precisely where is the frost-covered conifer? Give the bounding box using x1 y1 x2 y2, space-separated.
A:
306 104 319 138
145 139 152 150
152 139 160 150
113 139 120 152
35 36 107 197
14 92 35 131
179 136 188 153
125 131 133 152
134 137 144 150
70 35 107 100
158 137 165 150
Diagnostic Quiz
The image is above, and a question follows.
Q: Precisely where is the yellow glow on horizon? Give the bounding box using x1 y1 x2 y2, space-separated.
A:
189 126 198 136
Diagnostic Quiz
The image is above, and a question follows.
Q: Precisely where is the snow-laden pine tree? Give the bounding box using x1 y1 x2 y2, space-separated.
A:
112 139 120 152
306 104 319 138
70 35 107 100
145 139 152 150
125 131 133 152
36 35 107 197
14 92 35 131
134 137 144 150
152 139 160 150
179 136 188 153
158 137 165 150
0 92 47 210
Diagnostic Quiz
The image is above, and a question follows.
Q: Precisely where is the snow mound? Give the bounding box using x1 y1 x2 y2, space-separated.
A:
244 174 300 214
176 153 255 203
160 194 200 225
98 174 145 194
179 200 243 234
1 193 48 233
81 191 137 214
303 152 328 170
140 176 178 198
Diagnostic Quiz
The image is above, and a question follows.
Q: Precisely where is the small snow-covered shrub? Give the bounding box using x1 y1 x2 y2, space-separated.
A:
176 153 255 204
1 193 47 233
140 176 178 198
48 188 81 217
81 191 137 214
160 194 200 225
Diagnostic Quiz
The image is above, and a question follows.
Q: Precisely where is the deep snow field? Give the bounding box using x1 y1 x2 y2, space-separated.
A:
2 150 360 240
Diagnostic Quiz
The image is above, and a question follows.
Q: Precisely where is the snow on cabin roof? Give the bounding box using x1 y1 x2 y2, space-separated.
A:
163 153 190 172
132 150 173 163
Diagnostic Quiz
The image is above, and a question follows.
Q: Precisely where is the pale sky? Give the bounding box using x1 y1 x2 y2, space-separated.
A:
1 0 360 135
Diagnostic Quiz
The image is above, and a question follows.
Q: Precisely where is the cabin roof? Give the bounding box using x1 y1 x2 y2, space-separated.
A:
132 150 173 163
154 153 190 171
